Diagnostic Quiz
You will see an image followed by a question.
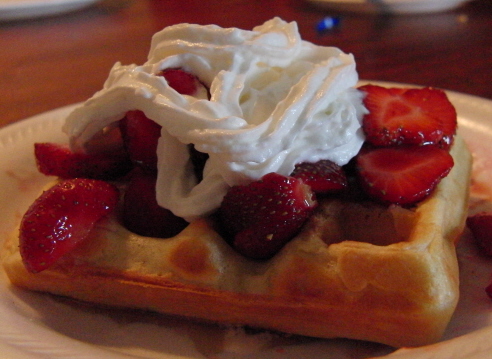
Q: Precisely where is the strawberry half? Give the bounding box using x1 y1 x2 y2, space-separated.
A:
291 160 348 194
359 85 457 149
20 179 119 273
467 212 492 256
356 145 454 205
35 142 131 180
119 110 162 173
218 173 317 259
122 169 188 238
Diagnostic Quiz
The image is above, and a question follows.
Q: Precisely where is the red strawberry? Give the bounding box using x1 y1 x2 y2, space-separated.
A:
158 68 208 97
359 85 457 149
34 142 131 180
218 173 317 259
119 69 208 172
122 169 188 238
119 110 162 172
467 212 492 256
291 160 347 194
356 145 454 205
19 179 119 273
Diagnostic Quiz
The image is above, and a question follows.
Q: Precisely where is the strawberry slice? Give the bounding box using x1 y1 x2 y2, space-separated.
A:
218 173 317 259
356 145 454 205
20 179 119 273
119 110 162 173
158 68 208 97
359 85 457 149
122 169 188 238
467 212 492 256
291 160 348 194
35 142 131 180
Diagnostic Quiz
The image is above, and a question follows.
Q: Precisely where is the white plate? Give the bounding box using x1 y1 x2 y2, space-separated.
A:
305 0 471 14
1 83 492 358
0 0 100 21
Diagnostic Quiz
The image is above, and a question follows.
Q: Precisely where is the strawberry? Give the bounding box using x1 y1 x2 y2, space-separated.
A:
356 145 454 205
291 160 347 194
158 68 205 96
34 142 131 180
119 69 208 172
122 169 188 238
467 212 492 256
19 179 119 273
119 110 162 173
359 85 457 149
218 173 317 259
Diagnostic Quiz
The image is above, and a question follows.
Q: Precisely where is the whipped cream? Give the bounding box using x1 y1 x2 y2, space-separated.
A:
63 18 366 221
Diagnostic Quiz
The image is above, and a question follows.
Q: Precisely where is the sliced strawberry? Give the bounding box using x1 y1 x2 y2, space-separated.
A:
467 212 492 256
34 142 131 180
291 160 348 194
218 173 317 259
359 85 457 149
356 145 454 205
122 169 188 238
20 179 119 273
158 68 208 97
119 110 162 173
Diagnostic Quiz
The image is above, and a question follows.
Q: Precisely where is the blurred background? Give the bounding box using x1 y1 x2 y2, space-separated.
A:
0 0 491 127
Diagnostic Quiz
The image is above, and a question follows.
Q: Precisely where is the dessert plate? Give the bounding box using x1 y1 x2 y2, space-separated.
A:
0 82 492 358
305 0 471 14
0 0 100 21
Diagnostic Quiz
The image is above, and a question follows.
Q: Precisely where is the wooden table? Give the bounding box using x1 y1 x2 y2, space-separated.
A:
1 0 491 128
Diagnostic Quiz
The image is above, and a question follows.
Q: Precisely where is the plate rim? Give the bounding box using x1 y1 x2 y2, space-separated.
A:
0 0 100 21
304 0 471 14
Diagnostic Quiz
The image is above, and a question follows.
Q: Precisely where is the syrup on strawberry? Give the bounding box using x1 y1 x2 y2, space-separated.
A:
218 173 317 259
20 179 119 273
359 85 457 149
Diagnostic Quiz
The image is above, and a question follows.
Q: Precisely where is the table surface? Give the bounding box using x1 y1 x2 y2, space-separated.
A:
1 0 491 128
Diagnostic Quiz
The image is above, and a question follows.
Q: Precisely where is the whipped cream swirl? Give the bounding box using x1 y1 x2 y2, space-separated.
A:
63 18 366 221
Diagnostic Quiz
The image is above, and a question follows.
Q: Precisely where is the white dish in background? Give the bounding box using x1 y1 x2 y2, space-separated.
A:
305 0 471 14
0 82 492 358
0 0 100 21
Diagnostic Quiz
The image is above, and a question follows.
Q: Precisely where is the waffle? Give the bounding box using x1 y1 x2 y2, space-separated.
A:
2 135 471 347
